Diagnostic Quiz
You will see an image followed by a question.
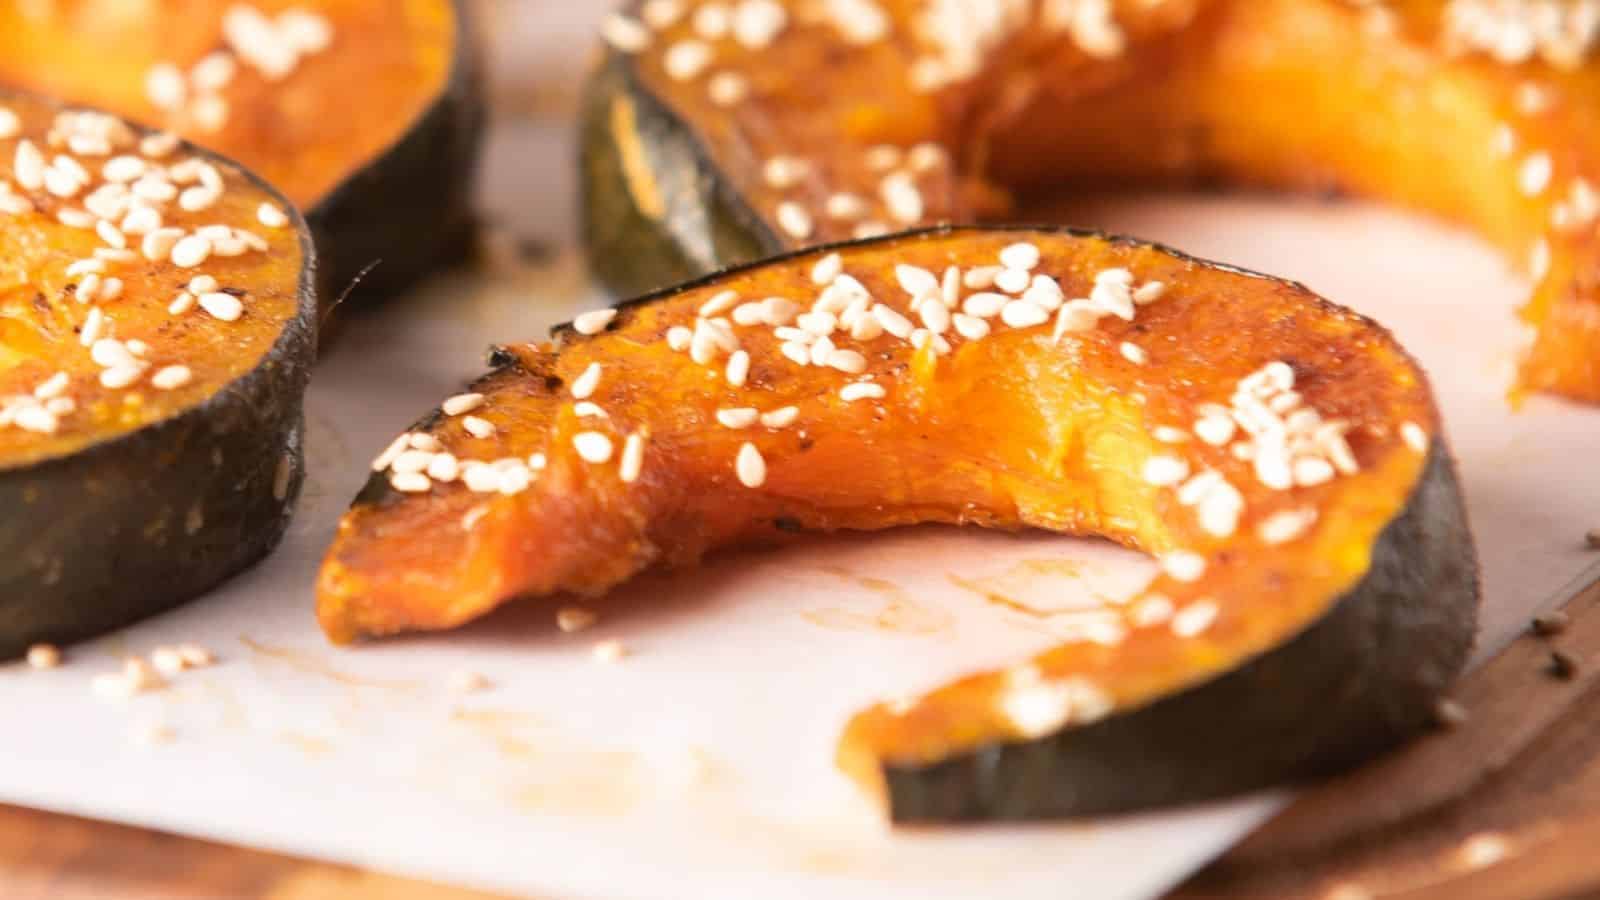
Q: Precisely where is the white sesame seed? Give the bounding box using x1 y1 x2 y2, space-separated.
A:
13 405 59 434
426 453 460 483
1293 456 1336 487
1120 342 1148 365
1519 151 1553 196
0 107 17 140
841 382 886 403
592 640 628 663
952 313 991 340
438 393 482 417
1195 415 1236 446
99 364 145 389
776 201 814 239
1172 601 1219 638
98 277 123 303
826 192 869 220
809 334 837 366
13 140 44 191
726 349 751 386
919 298 952 334
252 201 290 229
1161 551 1207 583
602 12 652 52
999 243 1040 271
371 434 410 472
780 341 811 366
797 310 838 337
462 415 496 439
827 348 868 374
462 463 500 493
574 309 617 335
391 471 432 493
895 264 939 298
26 643 62 669
616 432 647 484
760 406 799 428
1143 455 1190 487
197 291 242 321
151 365 193 390
666 325 693 351
707 71 750 106
498 464 532 495
574 402 607 418
1001 300 1050 329
854 221 891 240
1134 282 1167 305
169 234 211 268
664 39 713 80
57 208 96 229
572 362 603 400
717 408 760 429
1402 421 1430 453
574 432 614 464
880 171 923 223
763 156 810 190
1259 508 1318 545
557 606 599 633
736 442 767 487
1090 281 1135 320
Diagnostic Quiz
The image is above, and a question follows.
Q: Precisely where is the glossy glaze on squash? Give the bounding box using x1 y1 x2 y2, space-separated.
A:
0 92 316 657
0 0 482 299
584 0 1600 402
318 228 1477 818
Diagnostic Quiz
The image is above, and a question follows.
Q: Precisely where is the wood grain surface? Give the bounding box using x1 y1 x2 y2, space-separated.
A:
4 573 1595 900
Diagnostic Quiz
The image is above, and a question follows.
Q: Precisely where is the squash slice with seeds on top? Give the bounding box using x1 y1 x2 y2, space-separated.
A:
317 227 1478 821
0 92 316 658
583 0 1600 403
0 0 483 302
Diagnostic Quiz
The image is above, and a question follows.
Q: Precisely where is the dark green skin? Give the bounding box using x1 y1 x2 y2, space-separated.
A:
578 39 1484 820
310 0 485 304
0 122 319 661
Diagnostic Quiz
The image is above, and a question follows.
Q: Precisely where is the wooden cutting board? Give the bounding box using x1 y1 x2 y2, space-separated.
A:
6 574 1595 900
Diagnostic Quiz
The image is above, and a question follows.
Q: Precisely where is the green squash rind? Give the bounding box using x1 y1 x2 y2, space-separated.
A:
309 0 486 303
0 117 319 661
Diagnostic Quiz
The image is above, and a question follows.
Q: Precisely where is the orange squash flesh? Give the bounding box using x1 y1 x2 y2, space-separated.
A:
595 0 1600 402
317 228 1478 817
0 0 479 298
0 91 316 656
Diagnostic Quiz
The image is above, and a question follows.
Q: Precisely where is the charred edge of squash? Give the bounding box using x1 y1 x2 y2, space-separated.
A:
878 443 1480 821
309 0 485 304
580 45 782 302
0 139 319 660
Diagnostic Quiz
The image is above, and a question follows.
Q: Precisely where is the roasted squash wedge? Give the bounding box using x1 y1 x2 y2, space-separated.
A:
0 0 482 300
0 92 316 658
583 0 1600 403
317 227 1478 819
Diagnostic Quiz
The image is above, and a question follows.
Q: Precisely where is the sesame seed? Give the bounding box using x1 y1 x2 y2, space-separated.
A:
1000 300 1050 329
198 291 242 321
919 298 951 334
571 362 603 399
620 432 646 483
952 313 990 340
151 365 193 390
760 406 799 428
1401 421 1429 453
734 0 788 47
529 453 548 471
99 365 145 390
0 107 17 140
776 201 814 239
255 201 290 229
895 264 940 298
440 393 483 417
667 325 693 351
57 208 96 229
1143 455 1191 487
736 442 767 487
1134 282 1167 304
664 40 713 80
391 450 432 476
574 308 618 335
462 415 496 439
1161 551 1207 583
574 432 614 464
708 71 750 106
908 142 948 173
797 310 838 337
498 464 532 495
826 192 869 220
1120 342 1148 365
1172 601 1219 638
717 407 760 429
961 292 1006 318
1194 414 1236 446
170 234 211 268
880 171 923 223
827 348 868 374
841 382 886 403
427 454 460 483
463 463 501 493
1259 508 1318 545
865 145 903 171
592 640 628 663
854 221 891 240
726 349 751 386
26 644 61 669
1153 426 1189 444
780 341 811 366
98 277 123 303
808 334 837 366
557 606 598 633
602 12 652 52
13 405 59 434
390 471 432 493
13 140 44 191
999 242 1040 271
699 289 739 318
1519 151 1553 196
1456 833 1511 870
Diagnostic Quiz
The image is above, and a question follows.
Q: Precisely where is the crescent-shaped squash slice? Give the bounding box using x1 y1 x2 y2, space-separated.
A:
0 0 482 301
0 92 316 658
582 0 1600 402
317 227 1478 819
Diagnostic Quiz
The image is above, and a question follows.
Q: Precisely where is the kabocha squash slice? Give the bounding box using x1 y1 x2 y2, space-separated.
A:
0 0 483 301
0 92 316 658
317 227 1478 819
583 0 1600 403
